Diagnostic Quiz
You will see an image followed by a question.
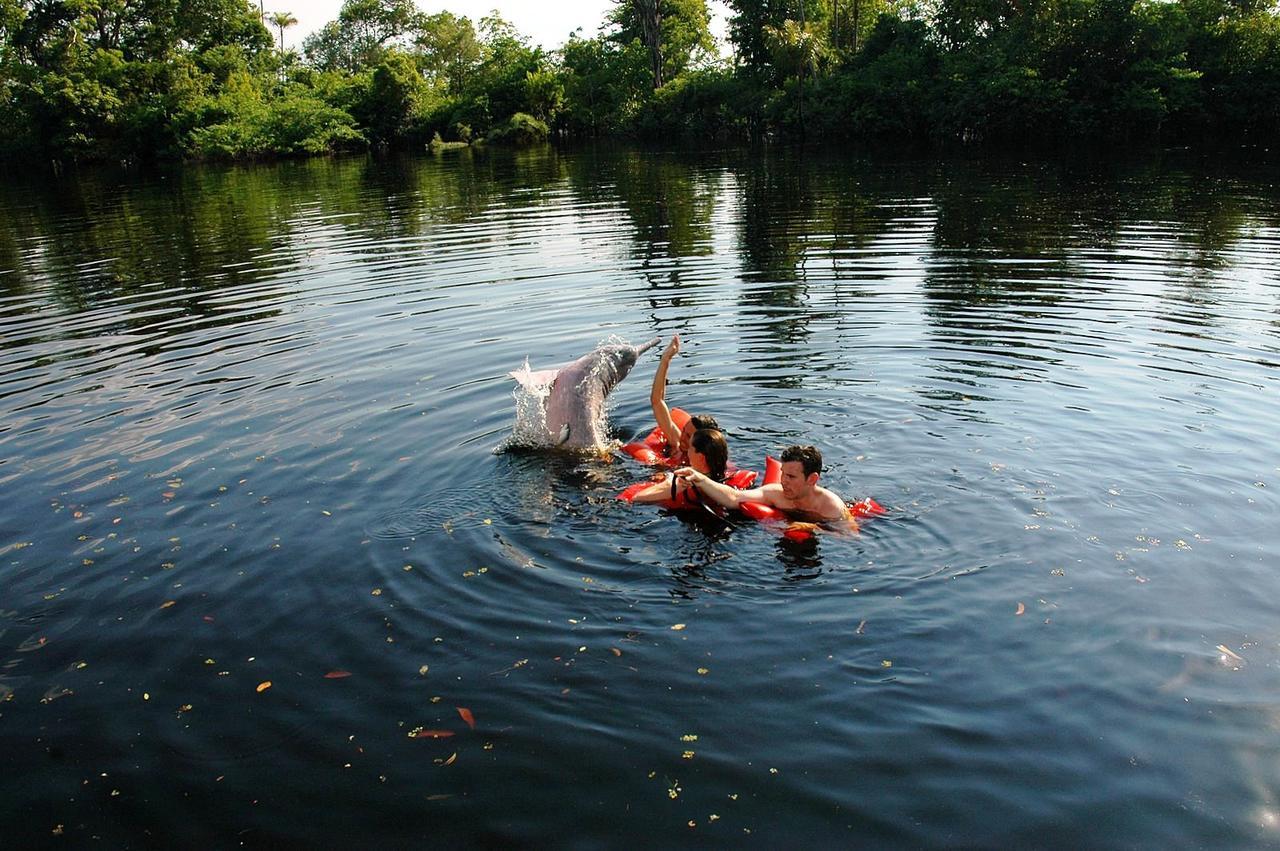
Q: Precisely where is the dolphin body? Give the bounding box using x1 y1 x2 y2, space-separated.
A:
510 337 661 449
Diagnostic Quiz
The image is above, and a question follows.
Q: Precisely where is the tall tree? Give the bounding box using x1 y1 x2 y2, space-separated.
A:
303 0 424 71
608 0 714 89
269 10 297 53
414 11 481 94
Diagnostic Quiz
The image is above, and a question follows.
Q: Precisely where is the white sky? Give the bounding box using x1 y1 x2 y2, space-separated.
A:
270 1 730 53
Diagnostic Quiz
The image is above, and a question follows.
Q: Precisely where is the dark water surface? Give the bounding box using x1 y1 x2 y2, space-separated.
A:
2 147 1278 846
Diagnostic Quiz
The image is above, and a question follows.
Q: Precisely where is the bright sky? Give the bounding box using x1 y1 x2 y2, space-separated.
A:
271 1 730 53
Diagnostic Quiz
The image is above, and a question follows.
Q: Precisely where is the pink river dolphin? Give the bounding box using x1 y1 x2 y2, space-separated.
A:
509 337 661 448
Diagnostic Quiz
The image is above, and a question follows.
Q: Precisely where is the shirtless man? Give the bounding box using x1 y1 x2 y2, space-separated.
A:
650 334 719 466
675 444 856 531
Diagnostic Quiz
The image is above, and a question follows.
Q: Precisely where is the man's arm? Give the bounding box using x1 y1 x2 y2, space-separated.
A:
674 468 777 510
650 335 681 447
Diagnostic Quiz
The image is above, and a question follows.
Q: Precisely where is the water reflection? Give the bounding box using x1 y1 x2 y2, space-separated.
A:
2 146 1280 847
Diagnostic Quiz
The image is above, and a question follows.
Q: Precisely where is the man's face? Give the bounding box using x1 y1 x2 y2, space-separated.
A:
779 461 814 500
678 421 696 454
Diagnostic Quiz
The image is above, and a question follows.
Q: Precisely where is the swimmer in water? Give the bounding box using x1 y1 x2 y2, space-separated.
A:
675 444 857 532
650 334 720 465
630 428 728 507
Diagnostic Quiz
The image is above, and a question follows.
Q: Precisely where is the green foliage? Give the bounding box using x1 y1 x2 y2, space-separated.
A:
303 0 425 71
559 35 649 135
352 50 423 144
2 0 1279 161
632 68 754 139
485 111 549 145
415 11 482 95
608 0 716 87
187 72 363 158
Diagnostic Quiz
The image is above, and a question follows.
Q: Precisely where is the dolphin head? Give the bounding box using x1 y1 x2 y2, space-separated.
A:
590 337 661 394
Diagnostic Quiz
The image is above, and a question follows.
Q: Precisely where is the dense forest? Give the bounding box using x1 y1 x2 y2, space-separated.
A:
1 0 1277 162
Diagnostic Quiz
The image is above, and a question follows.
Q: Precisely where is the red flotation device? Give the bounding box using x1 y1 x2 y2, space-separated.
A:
621 408 691 466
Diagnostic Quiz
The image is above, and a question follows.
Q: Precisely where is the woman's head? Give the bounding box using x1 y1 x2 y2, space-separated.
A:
689 428 728 482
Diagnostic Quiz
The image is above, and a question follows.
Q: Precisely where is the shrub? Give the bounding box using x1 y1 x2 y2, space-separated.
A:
486 112 549 144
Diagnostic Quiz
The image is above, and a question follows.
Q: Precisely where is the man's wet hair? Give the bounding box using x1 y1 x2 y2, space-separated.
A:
691 428 728 482
781 444 823 478
689 414 720 432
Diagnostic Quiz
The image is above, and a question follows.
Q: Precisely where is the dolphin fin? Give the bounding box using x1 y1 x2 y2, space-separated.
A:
508 362 560 391
556 423 571 445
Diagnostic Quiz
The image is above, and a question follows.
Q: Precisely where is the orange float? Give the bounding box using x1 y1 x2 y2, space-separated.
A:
621 408 691 466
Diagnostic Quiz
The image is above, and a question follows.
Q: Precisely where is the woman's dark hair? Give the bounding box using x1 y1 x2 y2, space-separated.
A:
691 428 728 482
689 414 720 432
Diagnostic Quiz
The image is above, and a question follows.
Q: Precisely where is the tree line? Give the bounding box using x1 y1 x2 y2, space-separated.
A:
1 0 1277 162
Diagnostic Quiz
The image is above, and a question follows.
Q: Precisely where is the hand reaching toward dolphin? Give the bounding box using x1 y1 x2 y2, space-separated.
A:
651 335 683 449
662 334 680 361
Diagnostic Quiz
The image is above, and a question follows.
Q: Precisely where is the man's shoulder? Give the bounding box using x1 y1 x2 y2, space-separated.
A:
816 487 850 519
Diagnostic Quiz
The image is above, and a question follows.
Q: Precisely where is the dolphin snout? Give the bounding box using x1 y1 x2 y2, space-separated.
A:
635 337 661 356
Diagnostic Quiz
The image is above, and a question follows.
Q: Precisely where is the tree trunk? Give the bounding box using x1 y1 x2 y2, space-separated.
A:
637 0 664 89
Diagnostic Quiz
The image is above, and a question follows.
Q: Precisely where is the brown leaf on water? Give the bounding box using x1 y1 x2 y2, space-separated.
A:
409 729 455 739
324 671 352 679
457 706 475 729
671 624 686 631
442 752 457 766
610 647 622 657
160 600 176 609
1015 602 1026 616
256 681 272 693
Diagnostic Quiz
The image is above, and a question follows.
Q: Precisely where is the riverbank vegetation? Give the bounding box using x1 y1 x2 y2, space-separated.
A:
2 0 1278 162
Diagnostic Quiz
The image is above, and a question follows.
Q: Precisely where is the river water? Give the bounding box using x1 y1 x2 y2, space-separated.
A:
2 146 1278 846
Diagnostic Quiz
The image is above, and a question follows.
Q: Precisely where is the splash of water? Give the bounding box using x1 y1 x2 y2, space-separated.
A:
506 357 555 449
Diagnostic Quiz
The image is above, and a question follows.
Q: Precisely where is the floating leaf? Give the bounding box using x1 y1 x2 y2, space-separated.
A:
160 600 175 609
256 681 271 693
409 729 455 739
856 619 867 635
671 624 686 631
881 660 892 668
457 706 475 729
418 665 429 675
697 667 709 675
610 647 622 657
681 734 698 742
324 671 352 679
1015 602 1026 616
441 752 457 766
